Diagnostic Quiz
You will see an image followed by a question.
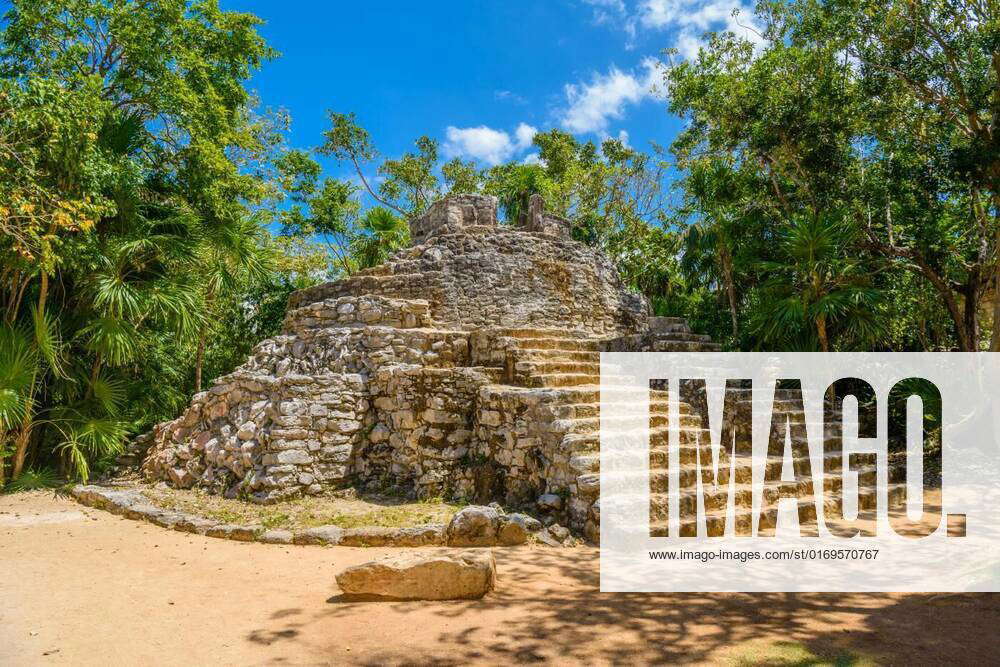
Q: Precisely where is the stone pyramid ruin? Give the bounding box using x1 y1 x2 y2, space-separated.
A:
136 193 894 538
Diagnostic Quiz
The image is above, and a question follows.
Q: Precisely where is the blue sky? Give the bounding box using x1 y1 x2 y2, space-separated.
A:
224 1 761 182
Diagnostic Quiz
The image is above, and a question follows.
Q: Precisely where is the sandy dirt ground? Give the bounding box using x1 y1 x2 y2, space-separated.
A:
2 491 998 666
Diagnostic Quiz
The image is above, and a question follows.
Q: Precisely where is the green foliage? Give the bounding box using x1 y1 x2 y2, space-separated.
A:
1 0 992 486
350 207 409 271
750 215 883 350
4 467 61 492
0 324 38 431
0 0 299 482
665 0 998 351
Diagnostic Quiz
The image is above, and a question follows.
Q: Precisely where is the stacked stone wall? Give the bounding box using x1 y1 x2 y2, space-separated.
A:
360 366 495 498
290 230 647 336
141 371 369 502
409 194 498 245
136 193 696 537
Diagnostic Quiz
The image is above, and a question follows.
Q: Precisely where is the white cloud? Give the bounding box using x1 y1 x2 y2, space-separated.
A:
514 122 537 150
559 59 661 134
443 123 538 165
583 0 638 47
639 0 765 58
521 152 544 166
583 0 627 23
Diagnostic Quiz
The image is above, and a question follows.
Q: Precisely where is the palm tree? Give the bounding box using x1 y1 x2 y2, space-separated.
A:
680 160 751 339
1 107 227 483
752 215 883 351
0 305 64 483
194 213 274 392
682 221 741 338
0 324 38 487
349 206 409 270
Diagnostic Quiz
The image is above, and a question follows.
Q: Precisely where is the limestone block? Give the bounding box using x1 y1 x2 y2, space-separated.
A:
275 449 311 465
537 493 563 511
446 505 501 547
335 550 496 600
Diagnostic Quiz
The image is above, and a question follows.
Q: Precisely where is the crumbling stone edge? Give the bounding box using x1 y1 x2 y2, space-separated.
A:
69 485 565 548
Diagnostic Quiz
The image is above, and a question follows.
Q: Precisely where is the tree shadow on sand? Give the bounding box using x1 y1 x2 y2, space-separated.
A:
243 546 1000 665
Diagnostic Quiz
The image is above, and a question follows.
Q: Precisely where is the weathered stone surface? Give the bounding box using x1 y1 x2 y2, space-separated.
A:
548 524 570 542
335 550 497 600
71 485 454 547
206 524 260 542
537 493 563 511
128 193 721 539
497 514 535 546
338 525 445 547
446 505 500 547
292 525 345 546
504 512 542 534
260 529 294 544
533 528 565 547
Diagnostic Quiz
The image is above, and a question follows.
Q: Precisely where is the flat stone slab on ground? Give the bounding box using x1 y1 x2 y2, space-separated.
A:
336 550 497 600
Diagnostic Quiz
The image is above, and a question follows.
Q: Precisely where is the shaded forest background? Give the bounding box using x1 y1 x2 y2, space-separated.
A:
1 0 996 487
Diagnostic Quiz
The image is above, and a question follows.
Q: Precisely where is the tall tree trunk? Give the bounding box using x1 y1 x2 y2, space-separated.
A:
12 272 48 480
11 419 32 479
719 245 739 338
194 289 215 394
194 326 206 394
864 230 976 351
816 315 830 352
961 280 982 351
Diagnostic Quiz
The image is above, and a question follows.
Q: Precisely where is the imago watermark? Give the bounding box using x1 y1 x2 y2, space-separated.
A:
599 353 1000 592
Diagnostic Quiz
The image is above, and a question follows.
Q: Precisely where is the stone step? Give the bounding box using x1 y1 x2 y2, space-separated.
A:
650 316 689 328
647 341 724 352
591 463 878 507
497 328 589 340
524 373 649 388
519 385 671 404
546 397 691 420
647 483 908 536
478 384 671 404
511 337 602 352
650 323 692 334
524 373 600 388
573 450 852 479
514 360 603 376
561 427 846 456
516 349 601 363
648 332 713 343
548 413 697 434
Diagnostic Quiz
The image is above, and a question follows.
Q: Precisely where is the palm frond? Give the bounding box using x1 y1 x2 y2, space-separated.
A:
0 325 38 430
79 316 141 366
99 108 148 156
89 375 127 416
4 468 62 493
53 414 127 482
31 306 65 378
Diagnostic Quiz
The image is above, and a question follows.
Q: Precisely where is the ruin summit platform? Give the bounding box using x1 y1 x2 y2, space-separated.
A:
135 194 718 537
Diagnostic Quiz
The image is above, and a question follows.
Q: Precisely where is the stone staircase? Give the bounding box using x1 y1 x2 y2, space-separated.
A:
475 324 903 541
135 192 907 545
